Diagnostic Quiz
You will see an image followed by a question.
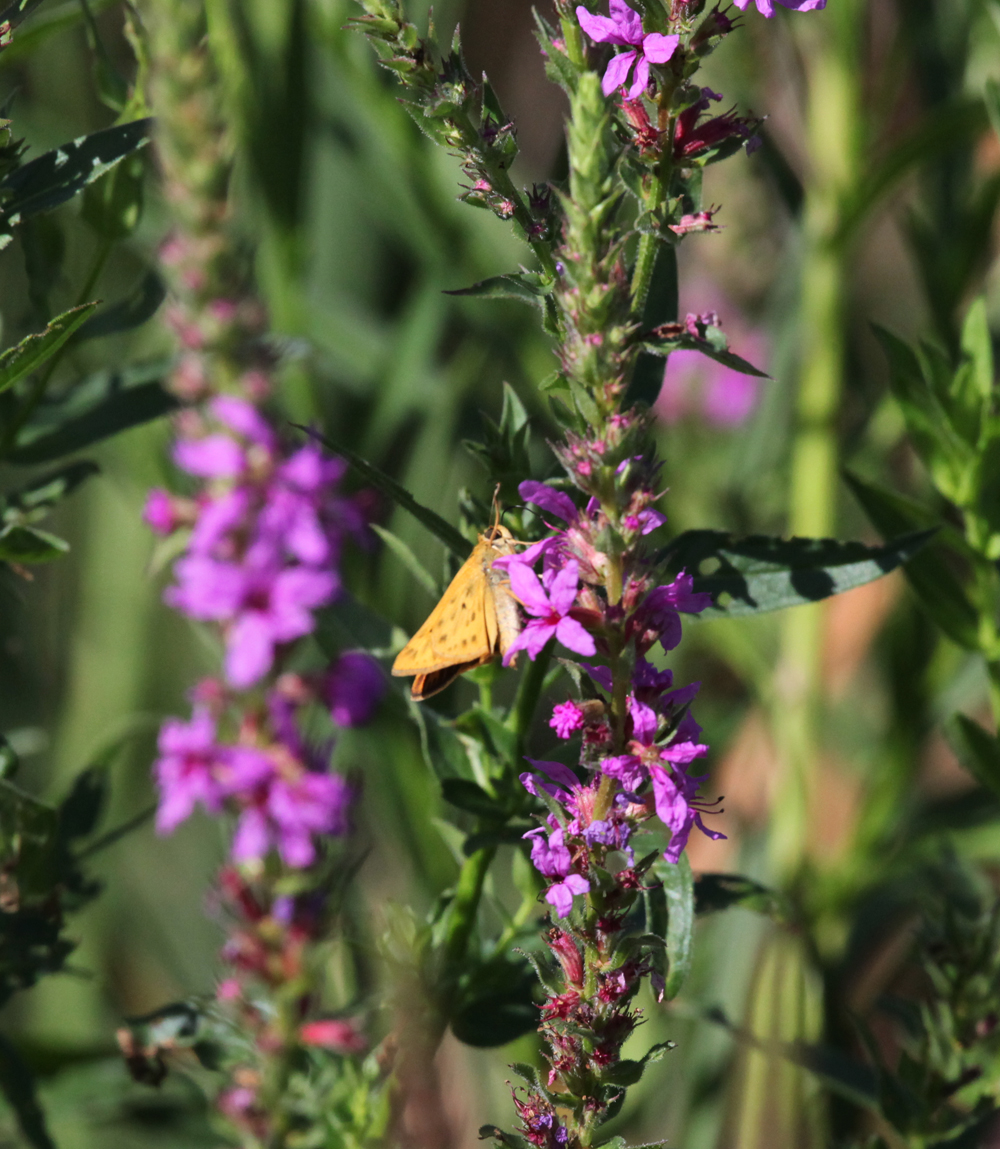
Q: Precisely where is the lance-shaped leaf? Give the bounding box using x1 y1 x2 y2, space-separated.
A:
640 326 769 379
9 379 176 466
0 1035 54 1149
299 427 469 559
654 852 694 1001
658 527 935 621
445 271 554 307
944 714 1000 800
0 302 98 396
845 472 981 651
0 117 153 234
70 271 165 344
695 873 792 923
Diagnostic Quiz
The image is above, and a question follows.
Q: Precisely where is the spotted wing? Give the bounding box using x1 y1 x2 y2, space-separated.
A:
391 544 494 678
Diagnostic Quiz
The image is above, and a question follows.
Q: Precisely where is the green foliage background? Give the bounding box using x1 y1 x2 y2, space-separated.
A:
2 0 1000 1146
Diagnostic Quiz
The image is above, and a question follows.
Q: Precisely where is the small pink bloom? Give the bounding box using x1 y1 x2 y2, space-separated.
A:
300 1019 367 1054
576 0 680 100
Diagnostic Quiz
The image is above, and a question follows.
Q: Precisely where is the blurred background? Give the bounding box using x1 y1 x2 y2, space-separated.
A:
2 0 1000 1146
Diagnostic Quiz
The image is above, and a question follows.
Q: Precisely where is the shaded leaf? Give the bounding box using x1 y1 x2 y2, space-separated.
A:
657 853 694 1001
943 714 1000 799
694 873 791 923
659 528 934 621
639 330 768 378
844 473 981 650
0 117 153 231
371 523 439 597
0 524 68 562
0 303 98 396
441 778 505 819
0 1034 54 1149
445 272 554 307
9 380 176 465
71 271 164 343
451 958 539 1047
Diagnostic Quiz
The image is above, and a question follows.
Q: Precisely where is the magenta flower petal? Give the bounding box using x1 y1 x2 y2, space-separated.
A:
225 612 276 687
602 49 637 96
555 615 597 657
626 53 650 99
232 808 271 862
525 758 582 791
642 32 680 63
174 434 245 479
519 481 578 523
547 560 581 615
575 4 632 44
508 560 552 616
608 0 643 40
210 395 276 448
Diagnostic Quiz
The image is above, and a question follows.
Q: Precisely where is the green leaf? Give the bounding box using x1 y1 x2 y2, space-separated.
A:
71 271 164 343
0 302 99 396
450 958 539 1047
57 767 107 843
659 528 935 621
639 332 768 378
441 778 505 819
943 714 1000 799
0 524 68 562
844 473 981 650
3 460 98 515
371 523 439 597
9 379 176 465
0 1034 55 1149
81 148 145 239
694 873 791 922
0 117 153 231
301 428 469 560
657 852 694 1001
445 272 554 307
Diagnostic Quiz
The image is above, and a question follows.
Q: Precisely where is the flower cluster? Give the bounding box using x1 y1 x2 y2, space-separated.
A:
212 866 369 1141
508 477 722 920
146 394 371 690
154 664 382 868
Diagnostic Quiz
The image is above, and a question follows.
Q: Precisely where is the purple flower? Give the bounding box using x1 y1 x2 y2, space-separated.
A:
576 0 680 99
520 758 581 804
224 566 338 688
601 753 646 793
649 757 724 864
550 700 586 739
733 0 825 15
503 559 596 663
546 873 591 918
322 651 386 727
210 395 276 449
144 489 178 535
154 710 226 833
525 825 574 879
174 433 246 479
519 480 579 524
190 488 252 555
639 572 713 652
166 556 337 688
230 756 353 868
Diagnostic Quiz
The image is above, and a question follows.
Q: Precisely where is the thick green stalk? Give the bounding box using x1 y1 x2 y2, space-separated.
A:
442 845 496 969
769 13 861 880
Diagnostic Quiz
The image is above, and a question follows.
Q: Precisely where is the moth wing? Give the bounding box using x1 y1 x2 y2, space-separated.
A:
391 546 493 677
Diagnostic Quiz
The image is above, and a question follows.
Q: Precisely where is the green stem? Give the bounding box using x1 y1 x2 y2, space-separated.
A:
442 846 496 970
769 18 859 880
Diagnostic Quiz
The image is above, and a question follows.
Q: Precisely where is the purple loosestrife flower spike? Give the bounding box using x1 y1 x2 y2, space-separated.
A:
503 559 596 663
576 0 680 100
733 0 826 13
